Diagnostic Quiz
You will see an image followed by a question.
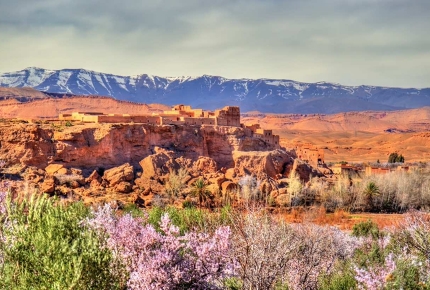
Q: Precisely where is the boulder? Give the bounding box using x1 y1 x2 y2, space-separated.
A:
140 152 179 179
24 167 45 183
209 174 226 187
232 149 294 179
45 164 68 175
40 176 55 193
225 168 236 180
70 168 83 175
135 176 164 195
115 181 133 193
292 159 322 182
221 181 239 194
103 163 134 187
86 170 101 183
192 157 217 174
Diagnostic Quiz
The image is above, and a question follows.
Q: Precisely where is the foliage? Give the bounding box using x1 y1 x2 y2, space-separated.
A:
237 175 261 203
147 205 211 234
388 152 405 163
352 219 381 239
354 253 396 289
363 181 380 211
165 168 188 199
0 194 121 290
190 178 211 207
229 208 360 290
230 210 297 289
319 263 357 290
122 203 145 218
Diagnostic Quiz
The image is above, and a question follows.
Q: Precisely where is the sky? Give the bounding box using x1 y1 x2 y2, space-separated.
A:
0 0 429 88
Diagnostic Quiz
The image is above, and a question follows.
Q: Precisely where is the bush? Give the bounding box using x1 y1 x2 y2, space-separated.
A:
0 194 122 289
319 264 357 290
352 220 380 239
147 206 210 234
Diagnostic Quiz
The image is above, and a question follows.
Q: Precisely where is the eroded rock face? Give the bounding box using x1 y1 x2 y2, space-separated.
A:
0 123 277 170
0 122 326 205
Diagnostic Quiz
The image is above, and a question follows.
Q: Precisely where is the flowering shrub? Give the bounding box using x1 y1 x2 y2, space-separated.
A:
85 204 236 289
229 209 362 290
354 253 396 289
288 224 361 290
0 188 6 217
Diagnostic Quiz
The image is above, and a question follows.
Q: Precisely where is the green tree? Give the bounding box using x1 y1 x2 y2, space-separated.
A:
363 181 380 211
388 152 398 163
190 178 211 207
396 154 405 163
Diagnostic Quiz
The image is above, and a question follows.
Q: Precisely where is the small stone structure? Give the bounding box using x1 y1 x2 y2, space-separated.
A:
243 124 280 147
331 164 359 175
59 104 280 148
295 144 325 167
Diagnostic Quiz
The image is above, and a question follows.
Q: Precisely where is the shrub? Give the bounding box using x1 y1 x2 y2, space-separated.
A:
319 263 357 290
0 194 122 289
237 175 261 203
352 220 380 239
122 203 145 218
164 168 188 200
147 206 209 234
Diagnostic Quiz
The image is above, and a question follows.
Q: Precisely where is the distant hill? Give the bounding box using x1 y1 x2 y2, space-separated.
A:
1 67 429 114
242 107 430 133
0 88 168 119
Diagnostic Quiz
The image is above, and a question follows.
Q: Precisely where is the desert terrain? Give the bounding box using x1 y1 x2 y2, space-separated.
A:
2 87 430 163
242 109 430 163
0 87 168 119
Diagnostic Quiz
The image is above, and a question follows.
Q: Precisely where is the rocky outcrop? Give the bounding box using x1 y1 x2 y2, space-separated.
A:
0 122 278 170
0 121 331 208
292 159 322 182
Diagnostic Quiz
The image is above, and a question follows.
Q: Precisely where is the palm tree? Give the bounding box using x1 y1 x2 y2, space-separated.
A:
191 178 211 207
363 181 379 211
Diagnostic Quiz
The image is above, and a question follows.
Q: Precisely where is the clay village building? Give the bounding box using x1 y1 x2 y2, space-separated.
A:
365 165 416 176
59 105 279 148
295 144 325 167
331 164 361 175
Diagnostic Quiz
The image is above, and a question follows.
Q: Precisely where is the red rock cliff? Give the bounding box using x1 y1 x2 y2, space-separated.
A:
0 122 278 170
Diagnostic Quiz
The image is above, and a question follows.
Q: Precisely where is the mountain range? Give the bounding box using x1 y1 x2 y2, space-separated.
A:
1 67 429 113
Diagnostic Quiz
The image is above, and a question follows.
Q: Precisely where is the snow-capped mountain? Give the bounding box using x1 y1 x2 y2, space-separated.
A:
1 67 429 113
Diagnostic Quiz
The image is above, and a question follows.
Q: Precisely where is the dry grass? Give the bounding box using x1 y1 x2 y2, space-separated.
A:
278 206 404 231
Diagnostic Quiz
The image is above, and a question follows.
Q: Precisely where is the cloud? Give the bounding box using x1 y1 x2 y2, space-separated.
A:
0 0 429 88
